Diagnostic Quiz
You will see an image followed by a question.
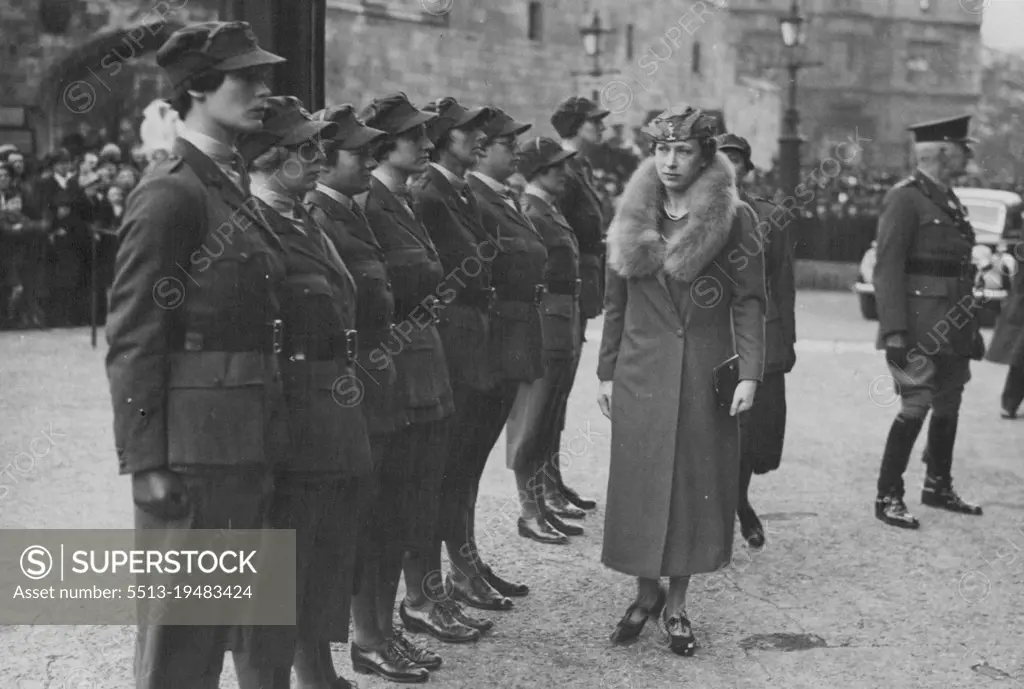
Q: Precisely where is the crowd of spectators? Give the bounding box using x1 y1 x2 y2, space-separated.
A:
0 139 150 330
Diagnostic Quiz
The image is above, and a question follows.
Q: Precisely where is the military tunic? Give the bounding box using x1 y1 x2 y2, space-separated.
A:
873 170 981 419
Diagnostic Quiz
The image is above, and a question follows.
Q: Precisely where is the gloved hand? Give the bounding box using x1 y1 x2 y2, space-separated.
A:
132 468 190 521
783 348 797 374
885 333 909 371
597 380 613 419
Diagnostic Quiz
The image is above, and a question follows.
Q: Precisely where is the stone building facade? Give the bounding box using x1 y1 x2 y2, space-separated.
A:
726 0 984 170
0 0 982 173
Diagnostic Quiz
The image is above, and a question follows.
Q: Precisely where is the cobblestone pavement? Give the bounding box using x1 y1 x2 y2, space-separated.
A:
1 291 1021 688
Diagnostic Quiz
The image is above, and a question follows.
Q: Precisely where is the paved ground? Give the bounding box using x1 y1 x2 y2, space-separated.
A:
1 290 1022 689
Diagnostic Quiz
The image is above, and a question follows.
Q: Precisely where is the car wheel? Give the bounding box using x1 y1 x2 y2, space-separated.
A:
859 293 878 320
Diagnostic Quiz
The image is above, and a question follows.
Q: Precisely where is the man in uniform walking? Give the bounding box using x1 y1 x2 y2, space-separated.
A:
873 114 986 529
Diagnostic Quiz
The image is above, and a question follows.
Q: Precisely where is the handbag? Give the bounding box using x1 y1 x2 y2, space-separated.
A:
712 354 740 408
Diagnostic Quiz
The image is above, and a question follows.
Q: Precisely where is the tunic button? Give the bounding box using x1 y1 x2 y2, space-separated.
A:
675 328 684 337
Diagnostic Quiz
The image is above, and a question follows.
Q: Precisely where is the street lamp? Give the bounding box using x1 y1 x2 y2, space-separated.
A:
574 10 616 102
777 0 819 201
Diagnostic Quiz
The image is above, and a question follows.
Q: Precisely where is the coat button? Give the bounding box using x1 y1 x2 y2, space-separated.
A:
676 328 684 337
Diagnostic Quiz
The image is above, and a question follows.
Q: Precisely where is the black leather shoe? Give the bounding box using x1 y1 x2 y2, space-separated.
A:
1000 407 1017 420
546 492 587 519
875 495 920 529
609 587 666 645
663 610 697 656
543 510 583 537
392 627 442 670
738 506 765 549
922 477 983 515
560 484 597 510
481 564 529 597
518 516 569 545
448 573 513 611
440 598 494 633
351 641 429 683
399 601 481 644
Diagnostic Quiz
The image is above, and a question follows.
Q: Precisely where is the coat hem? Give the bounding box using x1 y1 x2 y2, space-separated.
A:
601 555 731 579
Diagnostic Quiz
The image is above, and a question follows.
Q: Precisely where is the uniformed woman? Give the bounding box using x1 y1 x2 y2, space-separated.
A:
508 136 586 545
306 104 436 683
105 21 289 689
359 92 484 668
236 96 372 689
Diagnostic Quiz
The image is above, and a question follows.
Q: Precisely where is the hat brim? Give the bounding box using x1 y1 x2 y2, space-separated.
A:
453 106 492 130
393 111 437 135
585 108 611 121
214 47 287 73
333 125 388 150
278 121 338 147
493 121 532 139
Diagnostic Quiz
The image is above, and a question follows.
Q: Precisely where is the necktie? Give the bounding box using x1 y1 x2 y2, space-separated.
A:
350 200 369 228
502 188 521 213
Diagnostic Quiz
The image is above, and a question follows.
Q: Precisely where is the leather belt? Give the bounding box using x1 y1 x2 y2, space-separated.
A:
451 287 496 311
547 279 581 297
182 319 284 354
393 295 441 324
494 283 546 305
287 329 358 363
906 259 974 279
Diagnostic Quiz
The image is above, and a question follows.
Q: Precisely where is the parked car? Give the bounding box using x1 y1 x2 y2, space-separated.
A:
854 187 1022 325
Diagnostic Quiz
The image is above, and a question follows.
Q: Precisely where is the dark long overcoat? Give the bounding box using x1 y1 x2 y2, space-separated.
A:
598 156 766 578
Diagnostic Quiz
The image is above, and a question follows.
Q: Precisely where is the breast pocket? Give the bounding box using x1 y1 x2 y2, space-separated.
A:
540 293 579 357
166 352 274 468
394 325 452 409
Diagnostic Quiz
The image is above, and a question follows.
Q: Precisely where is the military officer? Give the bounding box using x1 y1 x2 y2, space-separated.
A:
717 133 797 550
464 108 546 591
409 98 518 612
308 105 434 683
506 136 585 545
549 95 608 512
873 114 986 529
104 21 288 689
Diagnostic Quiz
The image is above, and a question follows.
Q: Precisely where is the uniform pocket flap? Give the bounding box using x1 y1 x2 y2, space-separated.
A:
493 300 538 323
285 273 334 296
540 294 574 320
167 351 269 388
905 275 949 297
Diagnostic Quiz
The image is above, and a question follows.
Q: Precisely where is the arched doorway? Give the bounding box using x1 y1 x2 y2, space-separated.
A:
36 19 184 155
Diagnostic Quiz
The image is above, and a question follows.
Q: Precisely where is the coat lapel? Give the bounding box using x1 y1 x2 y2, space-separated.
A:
468 176 543 241
306 188 383 250
425 166 493 244
370 177 438 253
173 138 282 252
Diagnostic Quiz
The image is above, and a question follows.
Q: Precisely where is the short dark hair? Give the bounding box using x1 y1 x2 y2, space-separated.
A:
169 70 228 118
430 130 453 162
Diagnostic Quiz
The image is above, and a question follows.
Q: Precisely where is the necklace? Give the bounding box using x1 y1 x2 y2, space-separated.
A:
664 201 686 220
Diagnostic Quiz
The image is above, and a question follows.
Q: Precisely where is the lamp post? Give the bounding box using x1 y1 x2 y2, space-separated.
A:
777 0 818 201
574 10 617 103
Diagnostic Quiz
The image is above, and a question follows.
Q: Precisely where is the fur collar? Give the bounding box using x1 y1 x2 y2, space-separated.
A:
607 153 739 282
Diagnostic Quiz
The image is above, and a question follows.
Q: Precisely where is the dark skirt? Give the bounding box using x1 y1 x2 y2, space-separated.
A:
240 472 362 667
437 382 515 541
740 371 787 475
365 419 451 555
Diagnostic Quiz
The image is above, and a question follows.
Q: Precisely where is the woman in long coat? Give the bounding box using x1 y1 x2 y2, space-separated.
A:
986 251 1024 419
597 106 766 656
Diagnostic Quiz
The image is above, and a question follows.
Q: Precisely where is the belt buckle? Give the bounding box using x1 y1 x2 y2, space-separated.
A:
270 319 284 355
574 278 582 297
486 287 496 309
345 329 358 363
534 284 546 304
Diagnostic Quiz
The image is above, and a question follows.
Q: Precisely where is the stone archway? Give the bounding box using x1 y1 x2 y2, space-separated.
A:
37 18 185 154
